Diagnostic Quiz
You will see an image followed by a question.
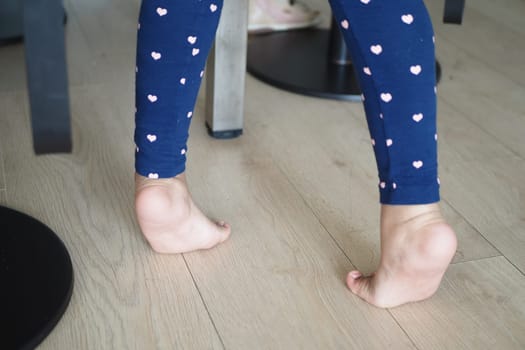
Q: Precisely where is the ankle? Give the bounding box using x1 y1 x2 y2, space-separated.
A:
134 173 191 223
135 172 187 189
380 203 443 231
380 203 457 264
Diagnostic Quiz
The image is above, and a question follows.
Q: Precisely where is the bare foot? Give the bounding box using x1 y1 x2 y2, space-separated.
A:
347 203 457 308
135 173 231 254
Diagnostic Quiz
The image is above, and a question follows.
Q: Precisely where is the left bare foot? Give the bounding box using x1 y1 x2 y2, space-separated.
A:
135 173 231 254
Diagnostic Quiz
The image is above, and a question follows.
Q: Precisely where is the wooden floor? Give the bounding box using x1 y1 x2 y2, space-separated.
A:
1 0 524 349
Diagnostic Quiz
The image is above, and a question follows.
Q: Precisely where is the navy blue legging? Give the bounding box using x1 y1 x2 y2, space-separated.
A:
135 0 440 205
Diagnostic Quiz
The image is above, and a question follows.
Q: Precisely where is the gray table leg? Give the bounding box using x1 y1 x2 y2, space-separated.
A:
205 0 247 139
23 0 71 154
0 0 23 41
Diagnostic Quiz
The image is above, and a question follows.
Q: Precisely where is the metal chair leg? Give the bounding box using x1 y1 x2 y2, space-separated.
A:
23 0 71 154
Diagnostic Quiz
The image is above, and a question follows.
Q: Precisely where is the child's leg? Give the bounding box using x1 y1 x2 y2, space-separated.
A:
328 0 457 307
134 0 230 253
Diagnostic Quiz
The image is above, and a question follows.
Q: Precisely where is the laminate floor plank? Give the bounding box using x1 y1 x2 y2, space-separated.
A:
470 0 525 36
440 156 525 274
0 42 26 93
434 41 525 158
427 0 525 158
0 135 5 190
62 0 137 89
391 256 525 350
427 0 525 85
220 76 502 275
436 98 517 163
0 88 223 350
0 0 523 348
0 0 138 93
66 0 139 58
182 131 415 349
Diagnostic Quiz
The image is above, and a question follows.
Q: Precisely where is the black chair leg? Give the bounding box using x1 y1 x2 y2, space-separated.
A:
23 0 71 154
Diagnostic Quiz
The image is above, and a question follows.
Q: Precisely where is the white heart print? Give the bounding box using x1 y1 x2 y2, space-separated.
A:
210 4 218 12
147 134 157 142
386 139 393 147
187 36 197 45
380 93 392 102
412 113 423 122
410 65 422 75
151 51 161 60
379 182 386 189
156 8 167 16
360 0 370 4
200 70 204 78
341 20 349 30
412 160 423 169
147 94 158 103
181 149 186 155
401 14 414 24
370 45 382 55
371 139 375 146
180 78 186 85
187 111 193 118
192 48 200 56
148 173 159 179
363 67 371 76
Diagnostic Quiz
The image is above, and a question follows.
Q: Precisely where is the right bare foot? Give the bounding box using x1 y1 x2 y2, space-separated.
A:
135 173 231 254
346 203 457 308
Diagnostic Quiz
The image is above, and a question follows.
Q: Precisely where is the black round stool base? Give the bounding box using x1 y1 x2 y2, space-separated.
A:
247 28 441 101
248 28 361 101
0 205 74 350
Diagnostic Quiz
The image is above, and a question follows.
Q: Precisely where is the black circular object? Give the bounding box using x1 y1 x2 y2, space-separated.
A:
247 26 441 101
0 205 74 350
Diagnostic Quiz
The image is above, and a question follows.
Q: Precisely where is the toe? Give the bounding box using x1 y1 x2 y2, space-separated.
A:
216 221 231 242
346 270 365 295
346 271 379 307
